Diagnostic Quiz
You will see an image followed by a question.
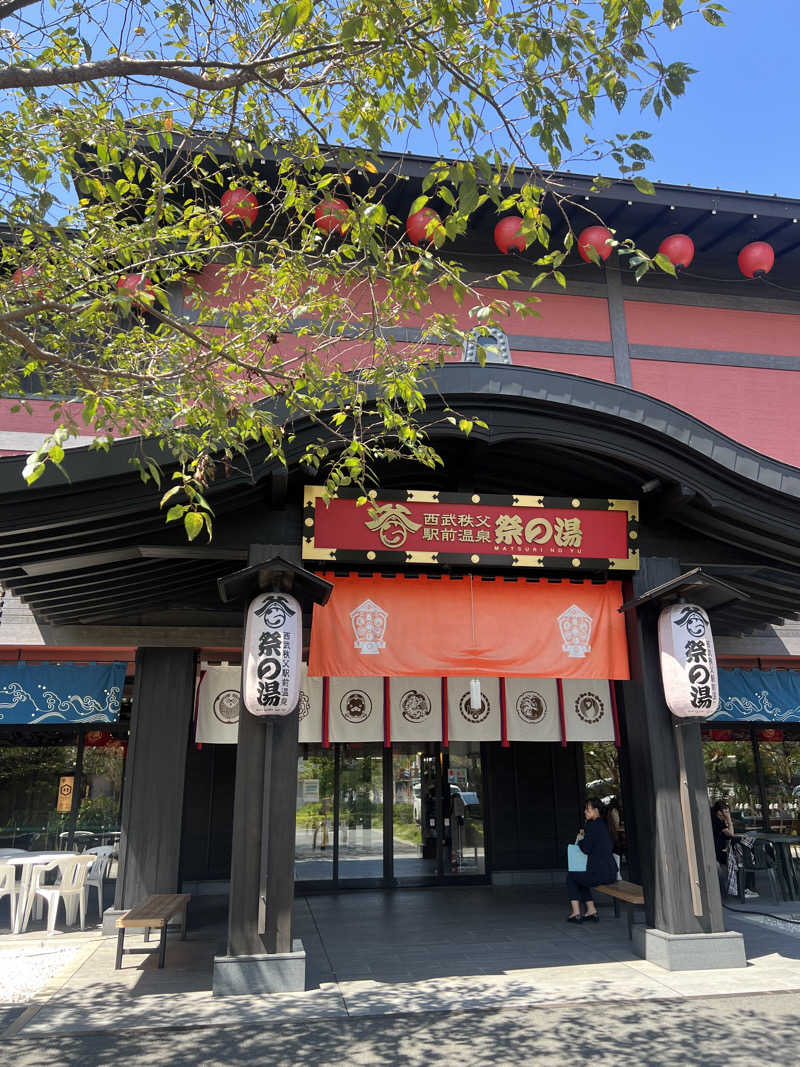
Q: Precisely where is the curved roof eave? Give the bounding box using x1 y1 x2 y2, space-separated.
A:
2 365 799 505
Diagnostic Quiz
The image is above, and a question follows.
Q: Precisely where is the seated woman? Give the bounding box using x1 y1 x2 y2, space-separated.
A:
567 796 619 923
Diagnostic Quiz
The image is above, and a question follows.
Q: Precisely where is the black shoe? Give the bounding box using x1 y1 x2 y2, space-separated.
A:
566 914 583 924
584 913 599 922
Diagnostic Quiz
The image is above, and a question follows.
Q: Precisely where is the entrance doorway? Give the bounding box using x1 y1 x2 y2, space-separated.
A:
295 743 486 889
392 741 485 883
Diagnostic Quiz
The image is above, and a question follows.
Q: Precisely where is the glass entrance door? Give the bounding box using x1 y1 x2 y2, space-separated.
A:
390 743 486 884
296 743 487 888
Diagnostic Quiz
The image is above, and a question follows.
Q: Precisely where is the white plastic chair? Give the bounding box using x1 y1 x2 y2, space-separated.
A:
0 863 17 930
32 855 95 935
85 846 116 917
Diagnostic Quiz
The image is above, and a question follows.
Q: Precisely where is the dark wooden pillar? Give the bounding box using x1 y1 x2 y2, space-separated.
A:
115 647 196 909
227 544 300 957
621 556 725 934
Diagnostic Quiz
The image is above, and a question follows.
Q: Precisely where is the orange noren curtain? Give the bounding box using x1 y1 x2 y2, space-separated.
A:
308 574 629 680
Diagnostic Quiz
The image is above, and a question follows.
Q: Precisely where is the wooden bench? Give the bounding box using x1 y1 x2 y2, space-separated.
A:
115 893 191 969
594 881 645 938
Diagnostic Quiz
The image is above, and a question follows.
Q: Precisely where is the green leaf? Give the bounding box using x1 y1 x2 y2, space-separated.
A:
632 176 656 196
184 511 204 541
280 3 298 34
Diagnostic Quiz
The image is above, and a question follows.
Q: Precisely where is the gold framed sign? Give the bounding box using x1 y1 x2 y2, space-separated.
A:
302 487 638 570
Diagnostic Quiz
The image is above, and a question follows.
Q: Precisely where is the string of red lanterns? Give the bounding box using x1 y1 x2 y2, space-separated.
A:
32 188 773 301
213 188 781 281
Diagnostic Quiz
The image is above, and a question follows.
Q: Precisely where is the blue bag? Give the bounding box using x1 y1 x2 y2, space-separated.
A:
567 843 588 872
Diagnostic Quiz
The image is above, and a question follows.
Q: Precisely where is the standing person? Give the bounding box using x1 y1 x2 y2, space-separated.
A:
566 797 619 923
711 799 759 899
711 799 735 865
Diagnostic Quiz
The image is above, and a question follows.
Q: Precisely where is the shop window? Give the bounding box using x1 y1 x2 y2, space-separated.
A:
295 748 334 880
461 327 512 365
702 736 763 829
337 745 383 879
0 733 78 850
0 727 126 852
756 737 800 834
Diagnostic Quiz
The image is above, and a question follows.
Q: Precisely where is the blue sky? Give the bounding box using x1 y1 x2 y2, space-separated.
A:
626 0 799 198
402 2 799 200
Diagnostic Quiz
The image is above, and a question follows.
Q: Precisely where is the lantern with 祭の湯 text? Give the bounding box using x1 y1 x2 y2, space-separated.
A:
658 603 720 719
242 591 302 716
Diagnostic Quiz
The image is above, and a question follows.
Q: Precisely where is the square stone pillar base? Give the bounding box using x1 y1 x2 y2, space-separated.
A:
102 908 127 936
633 926 747 970
212 939 306 995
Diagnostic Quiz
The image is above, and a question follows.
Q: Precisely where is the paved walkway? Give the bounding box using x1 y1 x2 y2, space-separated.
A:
6 991 800 1066
3 885 800 1047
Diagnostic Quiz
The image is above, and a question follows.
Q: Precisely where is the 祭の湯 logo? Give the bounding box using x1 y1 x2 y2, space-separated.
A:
516 691 547 724
351 599 388 655
400 689 432 723
557 604 593 659
340 690 373 724
363 502 422 548
298 690 310 721
574 692 605 725
458 690 491 724
212 690 240 725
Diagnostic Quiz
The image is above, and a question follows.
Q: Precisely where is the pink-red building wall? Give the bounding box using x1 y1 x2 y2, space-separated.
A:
2 282 800 471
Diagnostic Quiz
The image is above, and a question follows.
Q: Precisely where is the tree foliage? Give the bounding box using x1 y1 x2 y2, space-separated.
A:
0 0 724 536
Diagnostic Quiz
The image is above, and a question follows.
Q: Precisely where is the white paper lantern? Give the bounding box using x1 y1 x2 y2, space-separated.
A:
242 591 302 717
658 603 719 719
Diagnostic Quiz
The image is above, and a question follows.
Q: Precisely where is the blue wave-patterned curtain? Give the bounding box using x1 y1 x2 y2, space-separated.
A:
712 669 800 723
0 662 126 724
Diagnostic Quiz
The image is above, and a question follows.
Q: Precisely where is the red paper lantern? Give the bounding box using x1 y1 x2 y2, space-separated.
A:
738 241 775 278
116 273 156 308
11 265 44 299
314 198 349 235
85 729 112 748
12 266 39 286
758 727 784 742
710 728 733 742
221 187 259 227
658 233 695 270
406 207 441 246
494 216 527 254
577 226 614 263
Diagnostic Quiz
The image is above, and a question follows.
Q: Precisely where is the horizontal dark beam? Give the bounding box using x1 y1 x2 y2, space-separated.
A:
23 560 233 610
21 543 248 577
629 344 800 373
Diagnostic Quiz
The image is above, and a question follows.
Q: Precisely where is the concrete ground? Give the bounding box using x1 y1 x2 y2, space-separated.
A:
3 885 800 1063
4 992 800 1066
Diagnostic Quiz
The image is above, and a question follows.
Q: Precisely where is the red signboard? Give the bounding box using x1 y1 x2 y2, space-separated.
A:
303 488 638 570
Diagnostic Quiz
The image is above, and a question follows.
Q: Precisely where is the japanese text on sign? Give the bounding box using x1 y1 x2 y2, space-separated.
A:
303 488 638 569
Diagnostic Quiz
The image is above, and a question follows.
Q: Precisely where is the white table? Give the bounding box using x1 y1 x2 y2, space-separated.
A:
3 852 83 933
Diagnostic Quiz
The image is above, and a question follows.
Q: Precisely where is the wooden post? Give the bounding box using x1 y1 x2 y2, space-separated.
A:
116 648 196 909
621 556 724 934
227 543 302 957
262 707 300 953
675 722 703 917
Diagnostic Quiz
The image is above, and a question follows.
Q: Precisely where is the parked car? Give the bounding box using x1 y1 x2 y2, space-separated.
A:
412 784 481 823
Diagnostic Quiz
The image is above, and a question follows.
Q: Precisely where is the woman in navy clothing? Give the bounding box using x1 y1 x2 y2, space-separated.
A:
567 797 619 923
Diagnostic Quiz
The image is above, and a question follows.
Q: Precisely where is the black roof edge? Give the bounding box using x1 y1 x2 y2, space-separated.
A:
100 133 800 222
2 364 800 504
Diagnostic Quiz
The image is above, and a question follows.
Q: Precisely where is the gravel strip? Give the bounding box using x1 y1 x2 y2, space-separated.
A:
0 944 83 1005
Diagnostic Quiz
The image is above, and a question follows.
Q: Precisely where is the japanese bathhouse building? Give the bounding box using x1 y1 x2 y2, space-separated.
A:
3 157 800 975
